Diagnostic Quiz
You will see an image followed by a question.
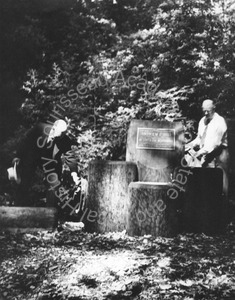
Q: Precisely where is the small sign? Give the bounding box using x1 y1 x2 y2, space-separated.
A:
136 128 175 150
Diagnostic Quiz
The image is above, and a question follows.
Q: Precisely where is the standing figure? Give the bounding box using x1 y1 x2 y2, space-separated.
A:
186 99 229 197
7 120 81 209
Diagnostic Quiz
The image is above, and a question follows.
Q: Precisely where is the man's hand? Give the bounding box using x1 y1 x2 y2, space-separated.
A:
194 148 207 160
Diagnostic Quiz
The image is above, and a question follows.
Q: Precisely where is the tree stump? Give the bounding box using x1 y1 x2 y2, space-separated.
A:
0 207 58 232
127 182 180 237
182 168 224 235
85 161 138 233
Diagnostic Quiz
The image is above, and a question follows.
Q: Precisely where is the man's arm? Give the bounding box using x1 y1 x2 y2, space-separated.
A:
185 121 202 152
56 135 79 184
199 117 227 154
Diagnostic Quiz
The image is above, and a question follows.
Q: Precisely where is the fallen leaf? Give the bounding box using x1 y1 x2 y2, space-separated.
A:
159 283 172 290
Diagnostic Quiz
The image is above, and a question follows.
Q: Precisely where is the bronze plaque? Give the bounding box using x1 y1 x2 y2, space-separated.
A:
136 128 175 150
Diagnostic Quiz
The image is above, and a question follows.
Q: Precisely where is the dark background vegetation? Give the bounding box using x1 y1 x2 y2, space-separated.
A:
1 0 235 203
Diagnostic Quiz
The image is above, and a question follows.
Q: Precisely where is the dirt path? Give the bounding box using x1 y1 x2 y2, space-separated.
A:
1 229 235 299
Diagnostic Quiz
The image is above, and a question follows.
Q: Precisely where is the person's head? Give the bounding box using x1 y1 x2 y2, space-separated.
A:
47 119 68 142
202 99 215 121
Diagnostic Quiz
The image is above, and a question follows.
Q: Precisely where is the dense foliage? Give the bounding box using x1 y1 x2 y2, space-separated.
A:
1 0 235 201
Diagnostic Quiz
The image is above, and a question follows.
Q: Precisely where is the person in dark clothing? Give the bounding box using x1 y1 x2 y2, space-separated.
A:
7 120 80 208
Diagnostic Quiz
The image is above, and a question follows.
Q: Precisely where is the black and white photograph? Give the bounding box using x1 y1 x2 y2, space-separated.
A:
1 0 235 299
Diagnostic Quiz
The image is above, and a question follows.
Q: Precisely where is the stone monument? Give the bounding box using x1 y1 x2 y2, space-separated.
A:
126 119 185 237
85 119 185 236
126 119 184 182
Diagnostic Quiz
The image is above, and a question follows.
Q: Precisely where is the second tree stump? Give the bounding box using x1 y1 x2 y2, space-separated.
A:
127 182 180 237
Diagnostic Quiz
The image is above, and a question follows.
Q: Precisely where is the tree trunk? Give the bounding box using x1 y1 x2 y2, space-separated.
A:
227 118 235 200
85 161 138 233
182 168 224 235
127 182 180 237
0 207 58 232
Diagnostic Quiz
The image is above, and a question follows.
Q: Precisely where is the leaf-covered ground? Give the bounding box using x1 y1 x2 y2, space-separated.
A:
1 227 235 300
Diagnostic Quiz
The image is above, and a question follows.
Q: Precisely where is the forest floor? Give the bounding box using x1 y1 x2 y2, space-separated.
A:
1 225 235 300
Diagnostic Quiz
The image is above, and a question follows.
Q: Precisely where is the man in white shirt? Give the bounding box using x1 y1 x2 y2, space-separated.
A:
186 99 229 196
